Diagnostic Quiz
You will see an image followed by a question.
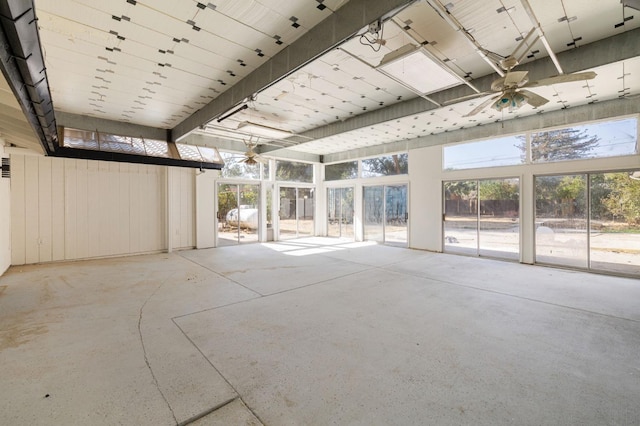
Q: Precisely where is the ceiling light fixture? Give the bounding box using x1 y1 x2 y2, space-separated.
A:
216 103 248 123
492 91 527 113
376 44 462 96
237 122 292 139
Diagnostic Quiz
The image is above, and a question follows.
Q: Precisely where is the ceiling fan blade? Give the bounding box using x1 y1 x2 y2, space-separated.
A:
519 89 549 107
526 71 597 88
504 71 529 87
463 94 501 117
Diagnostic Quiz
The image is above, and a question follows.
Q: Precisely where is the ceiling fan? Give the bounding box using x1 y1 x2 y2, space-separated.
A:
464 28 597 116
240 139 267 165
464 69 597 117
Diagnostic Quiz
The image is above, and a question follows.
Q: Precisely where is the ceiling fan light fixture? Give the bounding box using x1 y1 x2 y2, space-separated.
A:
376 44 461 95
492 91 528 112
236 121 292 139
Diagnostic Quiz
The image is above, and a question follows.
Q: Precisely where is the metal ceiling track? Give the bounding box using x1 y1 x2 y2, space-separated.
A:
0 0 57 154
0 0 223 169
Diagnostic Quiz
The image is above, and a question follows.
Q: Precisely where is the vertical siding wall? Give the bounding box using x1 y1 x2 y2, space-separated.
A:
0 143 11 274
9 155 194 265
168 166 196 250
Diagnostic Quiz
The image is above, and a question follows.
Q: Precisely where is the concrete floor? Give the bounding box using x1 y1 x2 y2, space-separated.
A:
1 237 639 425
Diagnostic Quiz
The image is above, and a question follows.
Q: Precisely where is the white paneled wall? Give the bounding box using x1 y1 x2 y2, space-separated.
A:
168 167 196 250
0 143 11 274
9 154 184 265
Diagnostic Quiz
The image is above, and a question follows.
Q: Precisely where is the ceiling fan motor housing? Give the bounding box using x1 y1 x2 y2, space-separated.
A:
492 91 528 112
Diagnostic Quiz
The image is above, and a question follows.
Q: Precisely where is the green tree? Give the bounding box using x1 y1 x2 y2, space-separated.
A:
276 160 313 182
556 175 586 216
519 128 600 162
589 173 611 220
603 173 640 225
444 180 476 216
325 161 357 180
362 154 408 176
479 180 519 200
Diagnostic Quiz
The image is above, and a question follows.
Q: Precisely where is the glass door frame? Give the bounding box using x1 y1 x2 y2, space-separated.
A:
362 183 409 246
442 177 521 260
276 183 316 240
533 172 589 270
326 186 355 239
216 180 261 246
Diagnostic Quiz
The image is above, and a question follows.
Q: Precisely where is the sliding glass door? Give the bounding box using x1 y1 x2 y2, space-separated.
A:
535 171 640 275
217 183 260 246
278 187 314 240
327 187 354 238
535 175 588 268
444 178 520 260
590 171 640 275
443 181 478 255
363 185 407 246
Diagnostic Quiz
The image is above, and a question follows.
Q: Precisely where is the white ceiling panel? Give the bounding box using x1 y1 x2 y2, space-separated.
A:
14 0 636 155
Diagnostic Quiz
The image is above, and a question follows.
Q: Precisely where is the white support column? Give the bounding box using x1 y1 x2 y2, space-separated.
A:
166 166 173 253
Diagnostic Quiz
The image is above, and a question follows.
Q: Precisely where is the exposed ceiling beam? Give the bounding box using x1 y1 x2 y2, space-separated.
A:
182 133 320 163
171 0 418 142
289 27 640 149
0 0 57 153
322 96 640 163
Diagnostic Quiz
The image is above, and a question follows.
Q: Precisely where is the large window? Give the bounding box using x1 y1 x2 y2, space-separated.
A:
325 161 357 181
327 187 354 238
535 171 640 275
443 135 525 170
442 117 638 171
276 160 313 183
279 187 314 239
361 153 408 178
590 171 640 275
535 175 588 268
444 178 520 260
363 185 408 246
531 117 637 163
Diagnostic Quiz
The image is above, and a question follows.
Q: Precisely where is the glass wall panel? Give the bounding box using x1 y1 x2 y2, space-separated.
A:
239 184 259 243
385 185 407 246
363 186 384 242
217 183 238 247
327 187 354 238
276 160 313 183
531 117 637 163
325 161 358 181
297 188 315 237
590 171 640 275
443 181 478 255
443 135 525 170
217 183 260 246
266 184 274 241
478 179 520 259
362 153 408 178
279 187 298 240
535 175 588 268
363 185 407 245
278 187 314 239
